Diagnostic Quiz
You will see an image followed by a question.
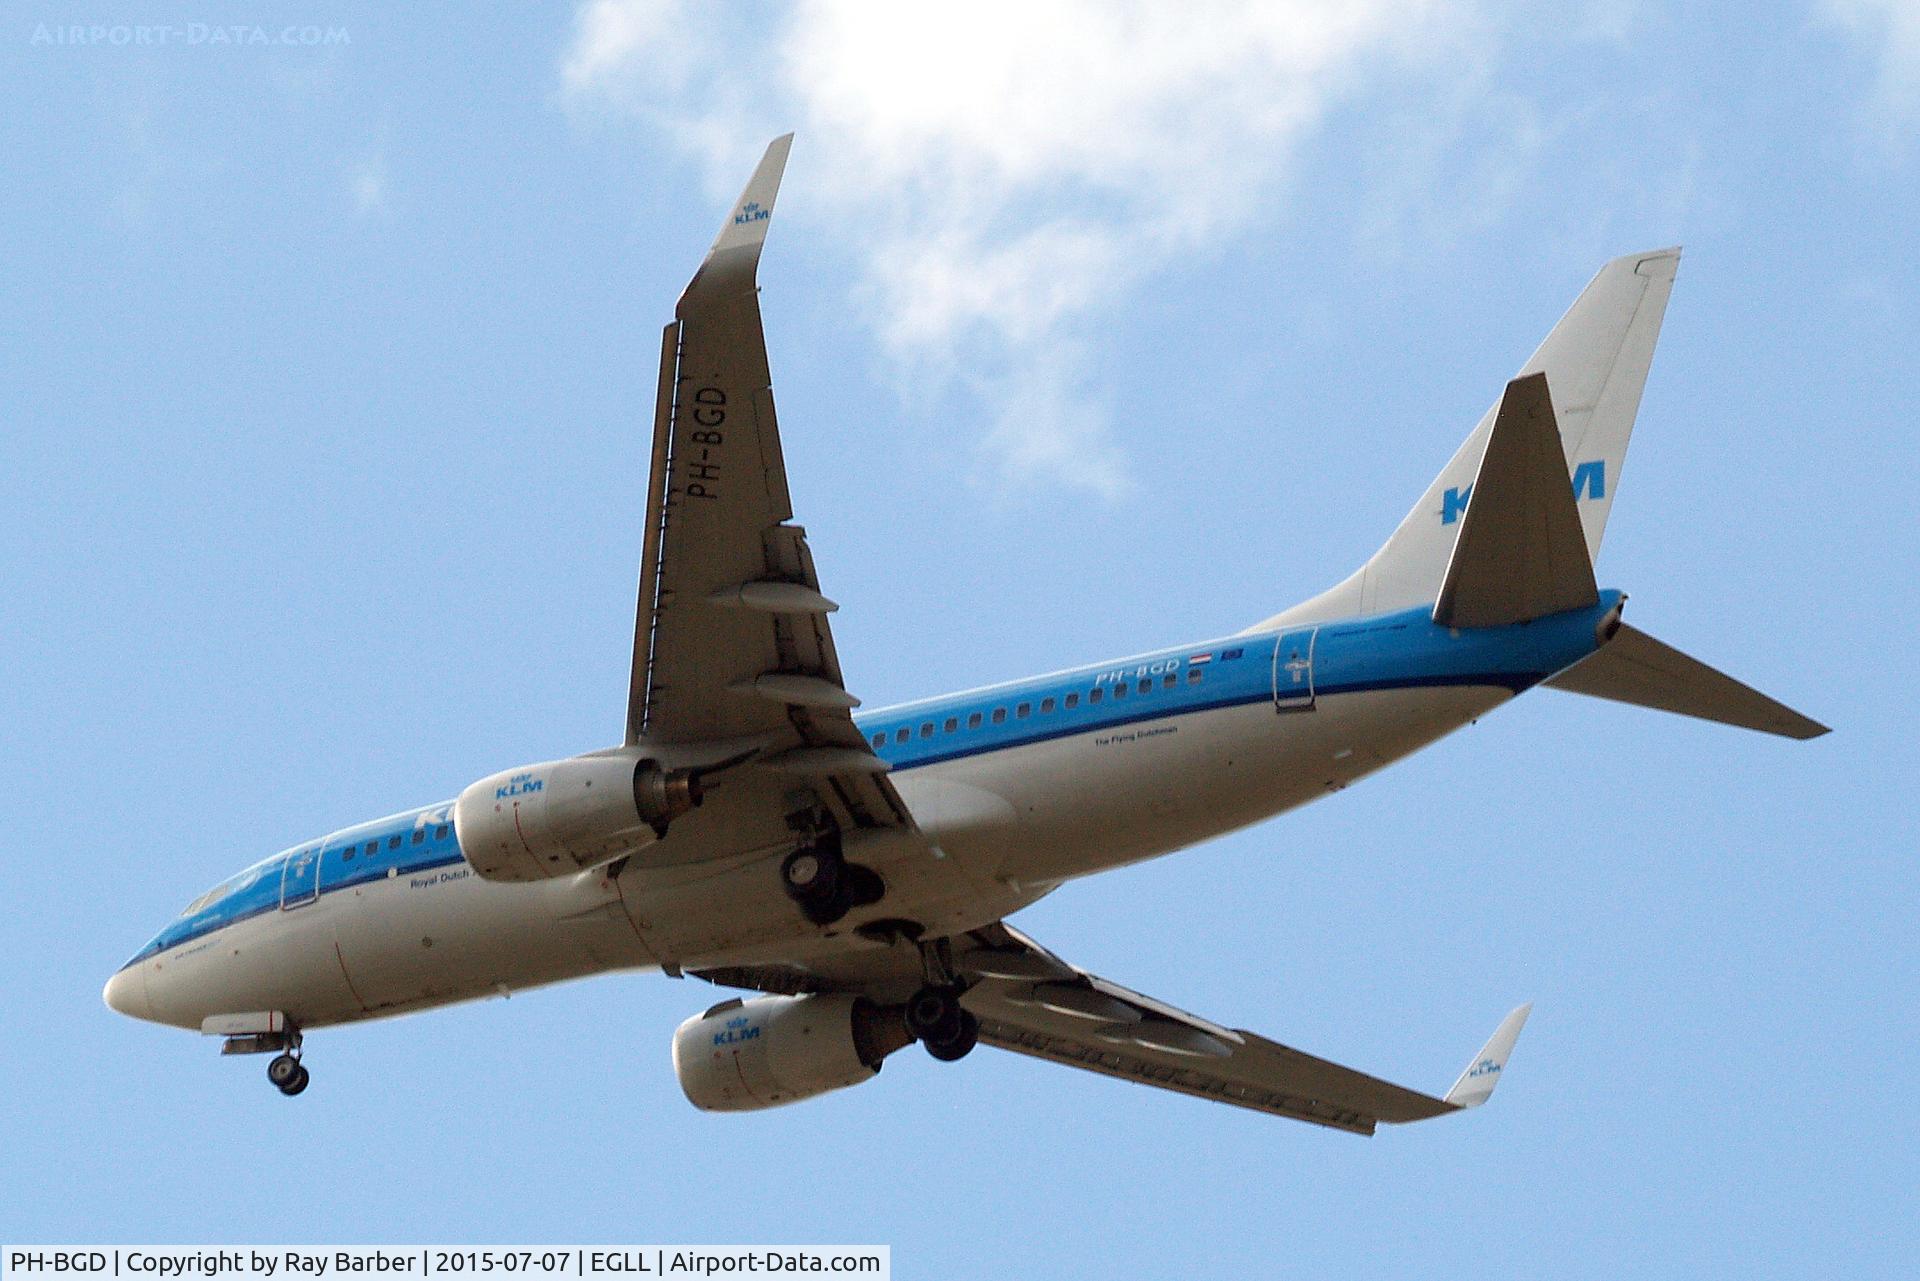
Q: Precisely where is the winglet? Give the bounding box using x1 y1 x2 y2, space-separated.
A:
681 133 794 306
1444 1003 1533 1108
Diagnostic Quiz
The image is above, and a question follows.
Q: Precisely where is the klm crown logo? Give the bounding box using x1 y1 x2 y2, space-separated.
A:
495 772 544 801
712 1014 761 1046
1442 460 1606 524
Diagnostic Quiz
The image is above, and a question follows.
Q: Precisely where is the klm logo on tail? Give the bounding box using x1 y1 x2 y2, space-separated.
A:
1443 460 1606 524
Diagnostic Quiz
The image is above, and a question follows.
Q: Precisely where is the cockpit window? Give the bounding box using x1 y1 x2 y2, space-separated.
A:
180 883 228 916
178 857 274 917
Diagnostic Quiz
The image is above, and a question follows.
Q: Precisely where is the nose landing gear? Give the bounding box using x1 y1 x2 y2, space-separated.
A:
213 1014 309 1096
267 1051 309 1096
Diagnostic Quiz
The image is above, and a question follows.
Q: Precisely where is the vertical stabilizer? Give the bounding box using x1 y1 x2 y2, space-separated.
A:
1251 248 1678 632
1432 373 1599 628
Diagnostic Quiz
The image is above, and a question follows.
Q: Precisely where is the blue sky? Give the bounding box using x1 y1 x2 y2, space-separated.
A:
3 2 1916 1275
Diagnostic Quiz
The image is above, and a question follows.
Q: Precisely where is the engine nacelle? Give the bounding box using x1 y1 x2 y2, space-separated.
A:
454 753 700 883
673 994 911 1112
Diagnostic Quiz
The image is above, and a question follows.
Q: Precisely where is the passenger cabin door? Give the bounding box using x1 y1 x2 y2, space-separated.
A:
1271 627 1318 712
280 846 321 910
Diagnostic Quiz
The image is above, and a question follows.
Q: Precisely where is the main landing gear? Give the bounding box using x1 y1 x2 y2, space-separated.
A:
779 827 883 927
905 984 979 1062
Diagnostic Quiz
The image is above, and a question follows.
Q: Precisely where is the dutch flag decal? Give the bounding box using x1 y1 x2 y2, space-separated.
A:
1187 652 1213 667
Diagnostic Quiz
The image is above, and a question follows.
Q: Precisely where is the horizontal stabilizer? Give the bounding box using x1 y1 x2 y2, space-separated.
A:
1442 1003 1532 1109
1545 623 1829 739
1433 373 1599 628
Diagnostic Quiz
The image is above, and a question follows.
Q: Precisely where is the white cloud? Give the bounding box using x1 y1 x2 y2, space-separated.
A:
562 0 707 101
1825 0 1920 119
561 0 1473 499
350 156 388 217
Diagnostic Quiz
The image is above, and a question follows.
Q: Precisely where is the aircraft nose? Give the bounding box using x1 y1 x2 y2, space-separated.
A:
103 965 153 1022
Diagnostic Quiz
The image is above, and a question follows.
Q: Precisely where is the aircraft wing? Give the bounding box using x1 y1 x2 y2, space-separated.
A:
626 136 913 851
694 922 1532 1134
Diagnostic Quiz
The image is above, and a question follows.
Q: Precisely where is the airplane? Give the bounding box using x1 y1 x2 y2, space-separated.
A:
103 135 1826 1134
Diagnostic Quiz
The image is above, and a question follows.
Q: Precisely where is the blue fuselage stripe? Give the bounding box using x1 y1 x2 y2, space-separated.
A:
125 827 466 970
852 599 1612 771
128 597 1616 969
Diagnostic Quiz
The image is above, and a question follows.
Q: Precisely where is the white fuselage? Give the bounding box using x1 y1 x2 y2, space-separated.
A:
115 675 1510 1033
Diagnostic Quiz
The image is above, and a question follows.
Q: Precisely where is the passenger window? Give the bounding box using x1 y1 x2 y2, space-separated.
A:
991 708 1007 724
1064 693 1078 709
1016 703 1031 719
968 712 983 729
411 830 425 845
343 844 356 860
895 727 910 744
1041 697 1055 713
1089 687 1103 704
388 835 401 851
920 722 934 739
436 824 449 839
872 733 886 749
944 717 958 733
1113 683 1128 698
1162 673 1177 688
1188 668 1203 683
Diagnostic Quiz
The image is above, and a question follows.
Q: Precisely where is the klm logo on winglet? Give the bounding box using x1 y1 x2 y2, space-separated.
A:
1442 460 1606 524
733 200 770 227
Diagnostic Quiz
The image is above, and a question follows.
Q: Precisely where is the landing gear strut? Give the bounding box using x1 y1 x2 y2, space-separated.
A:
905 984 979 1062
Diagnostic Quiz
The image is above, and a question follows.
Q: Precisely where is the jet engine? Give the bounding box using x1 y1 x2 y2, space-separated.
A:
454 753 700 883
673 994 913 1112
